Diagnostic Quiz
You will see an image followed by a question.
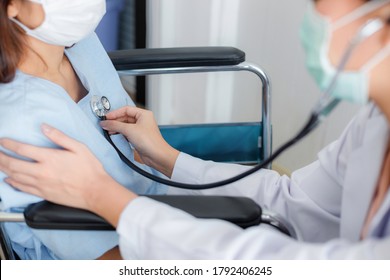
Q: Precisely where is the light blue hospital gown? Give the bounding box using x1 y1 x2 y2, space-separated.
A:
0 33 167 259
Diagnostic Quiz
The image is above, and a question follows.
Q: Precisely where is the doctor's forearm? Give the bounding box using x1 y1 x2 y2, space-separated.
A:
144 145 180 178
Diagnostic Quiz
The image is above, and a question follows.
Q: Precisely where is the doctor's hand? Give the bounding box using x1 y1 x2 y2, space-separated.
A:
101 106 180 178
0 125 137 227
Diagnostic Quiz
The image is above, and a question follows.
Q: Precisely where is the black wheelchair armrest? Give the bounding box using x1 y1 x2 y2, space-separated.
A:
108 47 246 70
24 195 262 231
24 202 114 231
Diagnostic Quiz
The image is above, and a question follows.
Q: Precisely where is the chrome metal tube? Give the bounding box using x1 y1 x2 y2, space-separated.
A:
261 209 297 239
118 61 272 167
0 212 25 223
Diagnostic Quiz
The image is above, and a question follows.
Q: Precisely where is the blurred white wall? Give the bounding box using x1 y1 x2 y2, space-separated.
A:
146 0 362 172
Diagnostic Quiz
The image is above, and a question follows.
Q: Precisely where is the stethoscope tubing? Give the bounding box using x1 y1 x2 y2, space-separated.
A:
102 114 319 190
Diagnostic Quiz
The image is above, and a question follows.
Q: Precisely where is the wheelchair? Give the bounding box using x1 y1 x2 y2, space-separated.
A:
0 46 296 260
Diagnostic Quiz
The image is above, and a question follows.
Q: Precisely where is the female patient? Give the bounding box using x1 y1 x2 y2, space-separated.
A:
0 0 165 259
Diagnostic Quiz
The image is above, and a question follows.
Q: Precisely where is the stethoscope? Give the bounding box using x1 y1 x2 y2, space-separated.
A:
90 18 385 190
90 95 111 119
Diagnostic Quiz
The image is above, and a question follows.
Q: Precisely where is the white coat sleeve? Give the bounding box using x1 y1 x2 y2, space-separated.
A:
117 197 390 259
168 153 341 242
166 107 377 243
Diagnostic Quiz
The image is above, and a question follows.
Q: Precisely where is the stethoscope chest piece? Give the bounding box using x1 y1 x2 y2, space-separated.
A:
90 95 111 119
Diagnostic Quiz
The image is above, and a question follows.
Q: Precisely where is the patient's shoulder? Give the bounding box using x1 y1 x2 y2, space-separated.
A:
0 71 69 102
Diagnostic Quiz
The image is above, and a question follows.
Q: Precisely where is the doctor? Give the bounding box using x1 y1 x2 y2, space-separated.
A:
1 0 390 259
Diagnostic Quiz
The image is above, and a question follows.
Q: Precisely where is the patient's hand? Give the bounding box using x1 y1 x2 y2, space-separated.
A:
100 106 180 178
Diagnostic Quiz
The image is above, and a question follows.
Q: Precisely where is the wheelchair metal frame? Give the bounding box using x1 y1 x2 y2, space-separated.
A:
116 61 272 165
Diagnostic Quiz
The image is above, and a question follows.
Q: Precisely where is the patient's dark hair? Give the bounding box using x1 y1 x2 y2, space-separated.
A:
0 0 26 83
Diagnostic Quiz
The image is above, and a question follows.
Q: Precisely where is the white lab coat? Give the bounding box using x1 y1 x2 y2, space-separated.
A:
117 103 390 259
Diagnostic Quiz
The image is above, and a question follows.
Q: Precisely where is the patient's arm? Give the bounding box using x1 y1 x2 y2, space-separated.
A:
97 246 122 260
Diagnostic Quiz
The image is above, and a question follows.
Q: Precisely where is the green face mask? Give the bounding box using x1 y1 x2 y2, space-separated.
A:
300 1 390 104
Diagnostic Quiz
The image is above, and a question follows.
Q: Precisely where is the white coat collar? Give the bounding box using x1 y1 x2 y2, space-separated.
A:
340 105 389 241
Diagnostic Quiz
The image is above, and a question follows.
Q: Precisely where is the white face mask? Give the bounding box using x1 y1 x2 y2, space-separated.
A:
11 0 106 47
